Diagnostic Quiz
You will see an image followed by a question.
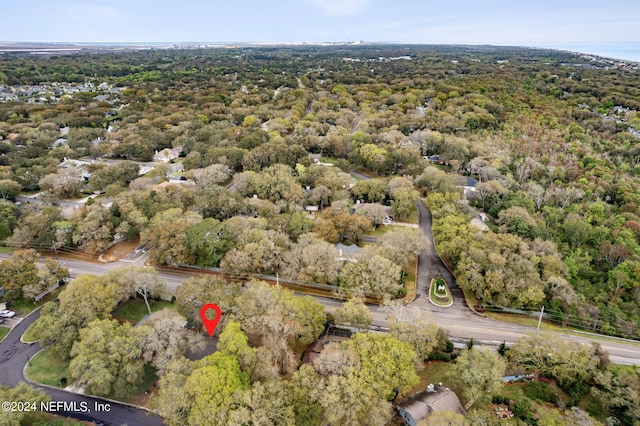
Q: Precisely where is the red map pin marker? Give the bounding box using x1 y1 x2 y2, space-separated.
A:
200 303 222 337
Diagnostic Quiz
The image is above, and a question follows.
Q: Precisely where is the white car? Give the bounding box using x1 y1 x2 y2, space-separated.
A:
0 309 16 318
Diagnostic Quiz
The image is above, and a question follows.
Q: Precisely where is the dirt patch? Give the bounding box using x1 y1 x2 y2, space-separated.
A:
129 387 153 408
102 238 140 262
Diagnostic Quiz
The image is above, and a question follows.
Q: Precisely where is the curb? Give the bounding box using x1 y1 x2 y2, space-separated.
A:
428 278 453 308
19 305 45 344
23 347 151 412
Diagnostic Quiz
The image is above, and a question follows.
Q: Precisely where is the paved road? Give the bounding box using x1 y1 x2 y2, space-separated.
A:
6 246 639 366
349 170 371 181
0 308 164 425
407 199 640 365
413 199 466 310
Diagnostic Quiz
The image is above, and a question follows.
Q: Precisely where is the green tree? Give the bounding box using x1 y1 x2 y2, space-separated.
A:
377 228 429 267
175 276 242 324
184 352 250 425
217 320 257 378
451 348 505 406
351 179 386 203
388 307 441 366
592 368 640 425
70 204 115 254
105 266 166 314
509 332 600 389
312 333 418 425
0 201 18 241
69 319 145 398
0 179 22 201
7 206 62 250
334 298 372 331
357 143 390 173
0 249 40 301
148 358 194 426
391 187 419 220
287 365 323 425
138 309 204 375
36 274 119 358
338 250 402 298
343 333 419 401
185 218 234 268
142 208 202 266
0 382 50 426
282 233 341 284
248 163 305 210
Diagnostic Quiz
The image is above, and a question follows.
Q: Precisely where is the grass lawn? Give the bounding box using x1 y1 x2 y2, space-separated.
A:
415 361 454 391
403 259 417 302
9 289 62 317
22 322 42 343
429 277 453 307
484 312 567 333
112 298 174 324
27 348 158 407
0 326 9 342
26 348 70 387
402 207 420 224
0 245 14 254
366 225 393 238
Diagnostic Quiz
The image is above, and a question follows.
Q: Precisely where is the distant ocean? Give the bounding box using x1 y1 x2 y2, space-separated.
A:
536 42 640 63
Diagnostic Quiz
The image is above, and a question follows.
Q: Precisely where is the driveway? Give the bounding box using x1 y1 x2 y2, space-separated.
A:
412 200 467 311
0 308 164 426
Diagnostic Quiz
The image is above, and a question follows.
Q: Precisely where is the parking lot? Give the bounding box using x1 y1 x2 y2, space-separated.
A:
0 315 22 331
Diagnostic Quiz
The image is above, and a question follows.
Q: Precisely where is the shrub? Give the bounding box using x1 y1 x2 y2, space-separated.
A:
498 341 509 357
492 395 506 404
523 381 559 405
444 340 454 353
428 352 451 362
562 380 590 407
512 398 535 424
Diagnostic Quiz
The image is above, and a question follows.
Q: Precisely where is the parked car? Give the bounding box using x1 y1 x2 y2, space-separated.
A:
0 309 16 318
0 317 4 324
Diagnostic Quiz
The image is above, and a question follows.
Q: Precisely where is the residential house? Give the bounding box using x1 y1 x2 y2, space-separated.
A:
335 243 361 261
153 147 183 162
51 138 68 148
423 154 441 162
308 153 322 164
58 157 93 181
58 157 93 170
396 384 465 426
459 176 478 198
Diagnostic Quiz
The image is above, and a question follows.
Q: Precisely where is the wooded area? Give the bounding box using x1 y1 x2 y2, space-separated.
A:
1 44 640 424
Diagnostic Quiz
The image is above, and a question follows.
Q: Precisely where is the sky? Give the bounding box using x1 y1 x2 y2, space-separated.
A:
2 0 639 50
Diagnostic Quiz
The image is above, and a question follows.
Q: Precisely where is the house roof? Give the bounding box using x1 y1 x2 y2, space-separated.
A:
397 385 465 423
464 176 478 187
58 158 92 169
399 396 431 422
335 243 362 255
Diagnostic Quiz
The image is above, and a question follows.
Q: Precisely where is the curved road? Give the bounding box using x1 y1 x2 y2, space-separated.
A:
409 199 640 365
0 308 164 426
